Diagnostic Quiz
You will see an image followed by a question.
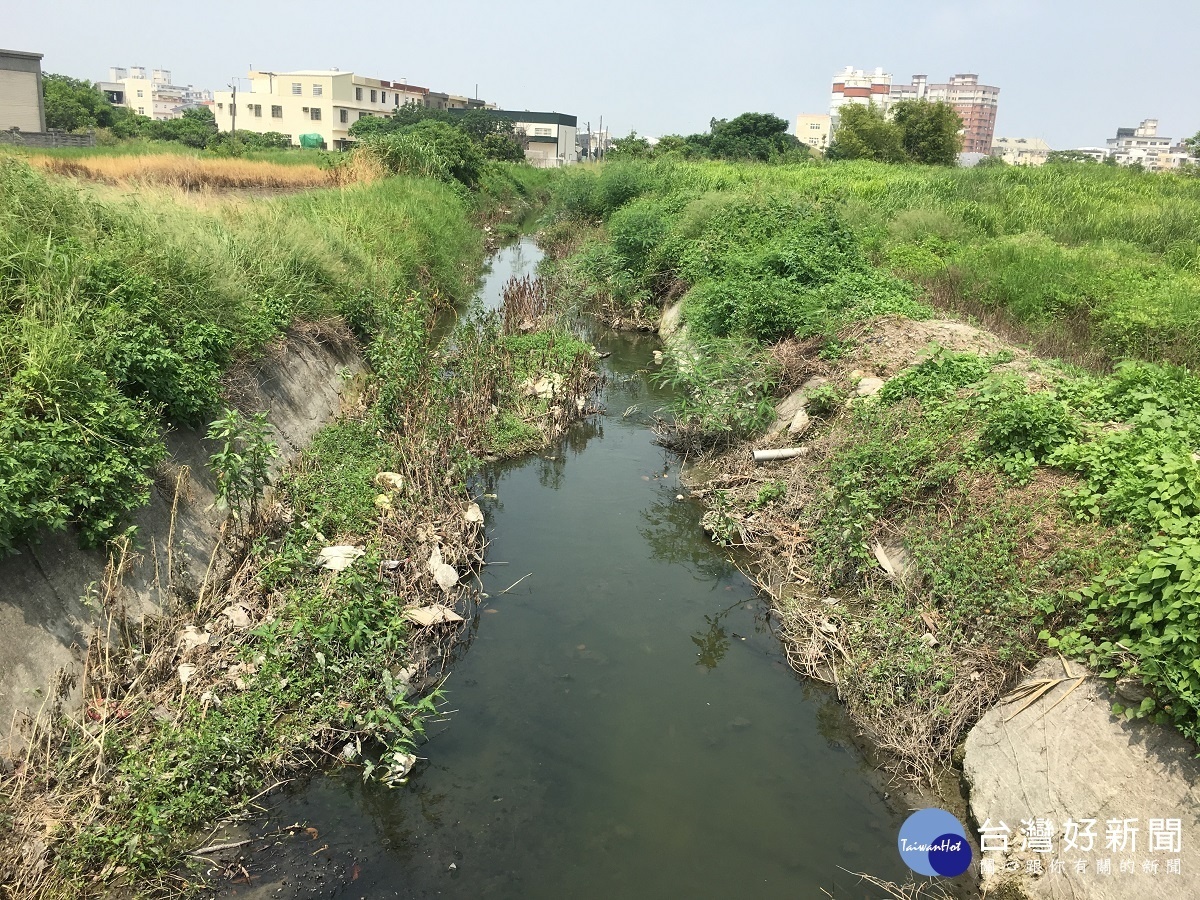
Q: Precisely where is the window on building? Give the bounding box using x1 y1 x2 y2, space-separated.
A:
310 108 322 121
253 104 262 117
138 107 145 115
313 84 323 96
381 91 387 103
137 89 144 98
394 95 400 107
534 127 552 136
339 109 348 123
271 105 282 118
355 87 362 101
291 83 302 95
370 89 377 102
358 111 368 119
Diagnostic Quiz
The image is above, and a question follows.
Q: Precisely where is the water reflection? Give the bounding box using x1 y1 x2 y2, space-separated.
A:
638 489 739 582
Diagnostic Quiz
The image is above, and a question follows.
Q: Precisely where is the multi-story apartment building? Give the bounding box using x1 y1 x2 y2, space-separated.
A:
97 67 212 120
820 67 1000 155
829 67 892 121
0 48 45 132
991 136 1052 166
795 113 832 152
211 70 491 149
1105 119 1181 170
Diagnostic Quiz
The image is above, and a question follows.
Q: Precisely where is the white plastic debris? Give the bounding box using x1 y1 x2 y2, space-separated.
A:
222 604 251 628
318 545 364 571
178 663 197 685
427 546 459 593
463 502 485 525
178 625 211 652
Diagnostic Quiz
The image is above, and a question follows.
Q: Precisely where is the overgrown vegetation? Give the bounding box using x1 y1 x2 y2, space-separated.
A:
1 147 590 894
542 154 1200 779
0 156 481 552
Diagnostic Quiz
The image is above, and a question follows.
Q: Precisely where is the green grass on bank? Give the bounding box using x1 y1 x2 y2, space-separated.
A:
542 157 1200 763
0 157 485 552
545 158 1200 368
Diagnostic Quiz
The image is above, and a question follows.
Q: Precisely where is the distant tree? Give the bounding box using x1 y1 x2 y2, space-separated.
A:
1045 150 1100 165
974 154 1007 168
456 108 513 141
826 104 905 163
608 131 652 160
481 130 525 162
650 134 690 157
42 73 116 131
1182 130 1200 159
706 112 799 161
891 100 962 165
347 114 395 139
145 106 218 148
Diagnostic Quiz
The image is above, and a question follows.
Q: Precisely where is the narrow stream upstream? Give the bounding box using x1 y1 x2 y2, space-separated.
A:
228 239 910 898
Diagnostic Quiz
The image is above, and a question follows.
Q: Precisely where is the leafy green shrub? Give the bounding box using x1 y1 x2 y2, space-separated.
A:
608 198 670 276
397 120 484 186
0 370 164 551
814 268 929 323
1050 535 1200 742
683 275 811 342
878 351 1001 404
978 390 1079 481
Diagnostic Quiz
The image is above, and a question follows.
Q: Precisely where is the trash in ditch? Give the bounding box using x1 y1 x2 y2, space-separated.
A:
318 545 364 571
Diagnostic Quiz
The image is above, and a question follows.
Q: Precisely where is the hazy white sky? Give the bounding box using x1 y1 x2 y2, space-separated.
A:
7 0 1197 149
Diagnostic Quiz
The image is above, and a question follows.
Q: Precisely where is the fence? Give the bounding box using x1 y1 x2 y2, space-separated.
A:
0 128 96 149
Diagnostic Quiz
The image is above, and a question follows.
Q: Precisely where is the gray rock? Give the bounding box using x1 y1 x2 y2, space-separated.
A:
856 376 885 397
963 658 1200 899
788 408 811 436
775 387 809 421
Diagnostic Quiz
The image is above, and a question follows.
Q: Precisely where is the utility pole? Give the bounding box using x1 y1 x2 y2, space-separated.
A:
228 80 237 139
586 120 591 160
598 115 603 160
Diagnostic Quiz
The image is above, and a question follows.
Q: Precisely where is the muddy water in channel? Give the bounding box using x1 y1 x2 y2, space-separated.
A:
227 239 909 898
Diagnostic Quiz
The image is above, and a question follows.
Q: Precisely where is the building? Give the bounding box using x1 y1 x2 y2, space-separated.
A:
795 113 832 152
211 69 492 149
97 66 212 120
825 67 1000 154
829 66 892 121
485 111 578 167
991 136 1052 166
0 48 46 132
1105 119 1178 170
212 70 434 149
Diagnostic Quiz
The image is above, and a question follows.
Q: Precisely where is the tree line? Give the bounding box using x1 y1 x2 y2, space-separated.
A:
607 101 966 167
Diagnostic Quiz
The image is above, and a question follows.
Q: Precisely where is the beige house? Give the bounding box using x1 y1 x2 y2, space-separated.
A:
795 114 832 152
0 49 46 132
991 136 1051 166
211 70 491 149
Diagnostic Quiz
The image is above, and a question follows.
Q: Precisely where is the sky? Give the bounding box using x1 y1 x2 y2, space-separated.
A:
7 0 1198 150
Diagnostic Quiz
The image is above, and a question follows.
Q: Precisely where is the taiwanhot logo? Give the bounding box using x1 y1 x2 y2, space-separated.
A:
898 808 973 877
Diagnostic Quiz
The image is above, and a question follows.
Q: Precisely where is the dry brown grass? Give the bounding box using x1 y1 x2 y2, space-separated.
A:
30 154 341 192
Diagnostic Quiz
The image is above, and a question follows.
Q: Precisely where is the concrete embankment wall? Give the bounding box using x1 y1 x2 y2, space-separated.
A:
0 329 363 737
